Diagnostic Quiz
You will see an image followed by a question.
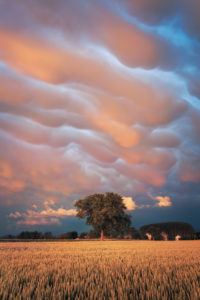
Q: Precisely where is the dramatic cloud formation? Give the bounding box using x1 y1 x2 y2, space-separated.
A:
0 0 200 234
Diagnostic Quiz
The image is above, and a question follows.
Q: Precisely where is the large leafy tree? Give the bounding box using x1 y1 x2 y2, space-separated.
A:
75 192 131 240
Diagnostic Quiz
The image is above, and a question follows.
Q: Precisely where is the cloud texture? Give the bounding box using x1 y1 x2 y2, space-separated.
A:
0 0 200 233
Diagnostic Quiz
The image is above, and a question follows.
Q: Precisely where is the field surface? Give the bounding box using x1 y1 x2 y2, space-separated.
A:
0 240 200 300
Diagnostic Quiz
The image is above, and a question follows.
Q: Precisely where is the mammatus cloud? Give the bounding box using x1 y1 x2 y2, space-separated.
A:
0 0 200 232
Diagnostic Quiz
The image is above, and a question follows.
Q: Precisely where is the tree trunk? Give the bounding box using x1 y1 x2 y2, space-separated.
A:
100 229 104 241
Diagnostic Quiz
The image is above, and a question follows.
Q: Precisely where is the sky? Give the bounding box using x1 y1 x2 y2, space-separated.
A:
0 0 200 235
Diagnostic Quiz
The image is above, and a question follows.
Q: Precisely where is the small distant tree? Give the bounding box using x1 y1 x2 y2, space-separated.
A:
17 231 43 239
55 231 78 239
75 192 131 240
195 232 200 240
55 233 65 239
86 230 99 239
44 232 53 239
126 227 142 239
67 231 78 239
79 232 88 239
1 234 16 239
161 232 168 241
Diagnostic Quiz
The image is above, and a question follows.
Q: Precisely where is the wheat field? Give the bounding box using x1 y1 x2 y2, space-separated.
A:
0 241 200 299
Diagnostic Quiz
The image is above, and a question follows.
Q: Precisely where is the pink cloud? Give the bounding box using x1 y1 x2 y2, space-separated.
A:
0 160 12 179
9 206 77 226
9 211 21 218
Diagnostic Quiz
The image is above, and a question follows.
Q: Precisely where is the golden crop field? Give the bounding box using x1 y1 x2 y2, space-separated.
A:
0 241 200 300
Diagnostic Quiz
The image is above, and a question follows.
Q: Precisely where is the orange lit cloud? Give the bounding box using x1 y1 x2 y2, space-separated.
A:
9 211 21 219
123 197 137 210
9 207 77 226
0 178 25 194
0 0 200 232
0 160 12 179
155 196 172 207
148 193 172 207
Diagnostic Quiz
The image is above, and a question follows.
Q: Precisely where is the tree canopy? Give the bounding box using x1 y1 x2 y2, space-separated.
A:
75 192 131 240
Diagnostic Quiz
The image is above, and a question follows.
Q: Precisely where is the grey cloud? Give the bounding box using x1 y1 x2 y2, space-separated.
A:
118 0 178 25
148 131 180 148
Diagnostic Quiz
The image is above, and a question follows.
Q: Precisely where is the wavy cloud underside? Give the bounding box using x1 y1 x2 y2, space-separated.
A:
0 0 200 230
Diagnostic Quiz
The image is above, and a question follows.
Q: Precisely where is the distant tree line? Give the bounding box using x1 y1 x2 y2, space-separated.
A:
78 222 198 240
0 222 199 240
0 231 78 240
139 222 196 240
